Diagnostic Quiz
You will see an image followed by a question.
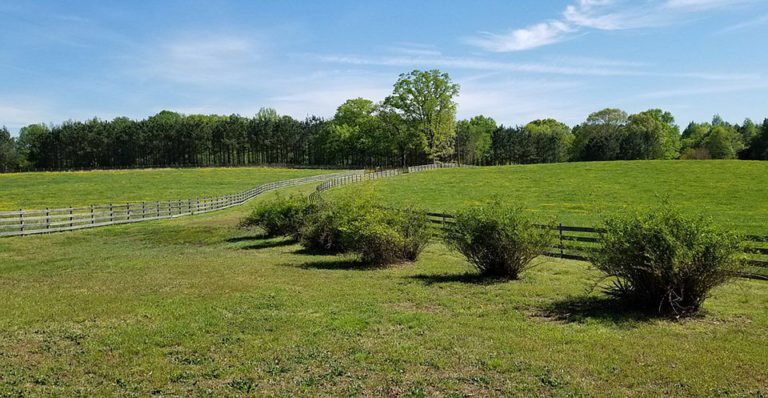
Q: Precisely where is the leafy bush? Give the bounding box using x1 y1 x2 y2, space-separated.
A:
240 194 313 239
444 201 554 279
299 190 430 265
344 206 431 265
298 193 374 253
593 207 743 316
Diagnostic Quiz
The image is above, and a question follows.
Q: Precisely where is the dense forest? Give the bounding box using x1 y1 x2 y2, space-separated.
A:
2 69 767 172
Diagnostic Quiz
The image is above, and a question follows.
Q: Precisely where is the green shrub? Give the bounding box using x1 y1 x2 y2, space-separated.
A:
299 190 430 265
298 192 374 253
240 194 313 239
444 201 554 279
593 207 743 316
344 206 431 265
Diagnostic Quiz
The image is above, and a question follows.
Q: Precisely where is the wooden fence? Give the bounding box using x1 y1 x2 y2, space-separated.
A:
308 164 768 280
0 170 364 237
425 212 768 280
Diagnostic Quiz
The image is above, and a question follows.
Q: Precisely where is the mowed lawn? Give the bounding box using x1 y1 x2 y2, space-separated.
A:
0 167 342 210
1 186 767 397
335 160 768 234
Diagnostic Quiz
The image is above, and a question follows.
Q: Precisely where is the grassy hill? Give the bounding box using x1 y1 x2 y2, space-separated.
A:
334 160 768 234
0 167 342 210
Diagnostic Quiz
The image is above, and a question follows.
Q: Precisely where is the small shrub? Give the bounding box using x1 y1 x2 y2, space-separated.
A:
299 189 431 265
444 201 554 279
593 207 743 316
240 194 313 239
298 192 375 253
344 206 431 265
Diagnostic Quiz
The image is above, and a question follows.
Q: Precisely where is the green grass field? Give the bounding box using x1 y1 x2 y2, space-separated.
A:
334 160 768 234
0 167 342 210
1 164 767 396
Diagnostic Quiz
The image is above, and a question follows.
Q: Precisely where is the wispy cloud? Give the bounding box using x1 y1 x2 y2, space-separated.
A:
467 0 758 52
133 34 266 87
718 13 768 33
314 52 758 81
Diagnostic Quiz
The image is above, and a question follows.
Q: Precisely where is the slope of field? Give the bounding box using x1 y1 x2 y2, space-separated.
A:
0 167 343 210
0 189 766 397
334 160 768 234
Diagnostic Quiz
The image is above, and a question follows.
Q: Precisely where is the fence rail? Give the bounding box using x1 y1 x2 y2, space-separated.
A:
425 212 768 280
307 166 768 280
0 170 364 237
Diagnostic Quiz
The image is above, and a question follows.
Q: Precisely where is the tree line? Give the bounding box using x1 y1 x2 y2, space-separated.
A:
2 69 768 173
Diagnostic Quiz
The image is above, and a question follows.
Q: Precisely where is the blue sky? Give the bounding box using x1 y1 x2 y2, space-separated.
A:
1 0 767 133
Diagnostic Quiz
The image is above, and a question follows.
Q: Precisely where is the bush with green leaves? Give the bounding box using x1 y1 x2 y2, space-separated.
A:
299 190 430 265
444 202 554 279
593 207 743 316
240 194 314 239
343 206 431 265
298 193 374 253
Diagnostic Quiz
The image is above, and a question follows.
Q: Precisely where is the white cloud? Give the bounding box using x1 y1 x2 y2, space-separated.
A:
315 52 757 81
135 35 265 87
467 0 760 52
465 21 574 52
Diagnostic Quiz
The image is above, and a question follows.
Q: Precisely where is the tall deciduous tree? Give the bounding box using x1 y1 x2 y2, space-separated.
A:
572 108 628 161
523 118 574 163
384 69 459 161
456 115 496 164
0 126 20 172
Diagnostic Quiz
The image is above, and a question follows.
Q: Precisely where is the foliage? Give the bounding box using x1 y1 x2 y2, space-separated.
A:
593 206 744 315
300 190 430 265
444 201 554 279
490 119 574 164
240 194 314 239
384 69 460 161
680 117 746 160
0 126 21 173
298 192 377 253
571 108 681 161
456 115 496 164
343 206 431 265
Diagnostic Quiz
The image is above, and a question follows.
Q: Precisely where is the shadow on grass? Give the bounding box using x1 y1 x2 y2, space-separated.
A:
299 259 382 271
226 234 297 250
225 234 267 243
537 296 678 325
240 239 297 250
409 272 512 285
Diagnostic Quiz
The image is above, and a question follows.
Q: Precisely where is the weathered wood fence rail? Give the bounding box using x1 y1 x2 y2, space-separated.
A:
0 170 364 237
310 164 768 280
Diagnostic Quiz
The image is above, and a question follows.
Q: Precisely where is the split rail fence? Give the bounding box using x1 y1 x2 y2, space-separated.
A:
0 170 363 237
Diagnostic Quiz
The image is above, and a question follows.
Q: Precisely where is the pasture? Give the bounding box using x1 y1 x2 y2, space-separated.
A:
334 160 768 234
1 164 767 396
0 167 341 210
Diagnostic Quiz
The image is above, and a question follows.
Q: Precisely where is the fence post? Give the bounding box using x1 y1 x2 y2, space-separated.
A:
141 202 145 219
19 209 23 234
46 208 50 230
127 203 131 220
69 207 74 228
109 204 114 223
559 223 564 258
90 205 94 224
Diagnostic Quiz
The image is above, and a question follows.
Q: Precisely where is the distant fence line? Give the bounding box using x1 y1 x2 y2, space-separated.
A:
310 164 768 280
0 170 364 237
309 162 466 201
